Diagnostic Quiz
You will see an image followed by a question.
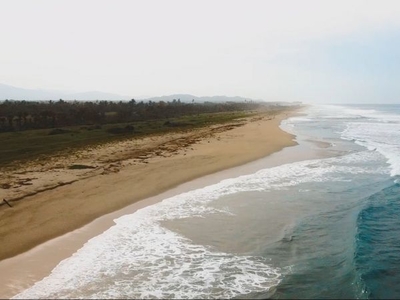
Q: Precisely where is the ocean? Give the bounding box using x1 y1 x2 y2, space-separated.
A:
13 104 400 299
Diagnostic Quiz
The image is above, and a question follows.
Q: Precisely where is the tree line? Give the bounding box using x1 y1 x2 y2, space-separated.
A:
0 99 266 132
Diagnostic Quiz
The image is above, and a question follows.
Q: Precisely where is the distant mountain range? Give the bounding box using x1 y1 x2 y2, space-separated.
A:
0 83 130 101
0 83 296 105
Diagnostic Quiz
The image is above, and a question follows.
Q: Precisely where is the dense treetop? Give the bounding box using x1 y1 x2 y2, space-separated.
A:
0 99 277 132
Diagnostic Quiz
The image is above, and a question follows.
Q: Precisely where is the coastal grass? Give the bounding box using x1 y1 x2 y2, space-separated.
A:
0 110 257 167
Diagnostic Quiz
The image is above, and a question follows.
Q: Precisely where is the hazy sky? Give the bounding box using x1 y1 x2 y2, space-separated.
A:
1 0 400 103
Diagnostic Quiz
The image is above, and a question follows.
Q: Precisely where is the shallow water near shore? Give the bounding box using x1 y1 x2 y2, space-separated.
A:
13 104 400 299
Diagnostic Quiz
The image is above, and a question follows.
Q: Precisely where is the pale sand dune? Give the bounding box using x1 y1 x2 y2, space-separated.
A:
0 110 297 297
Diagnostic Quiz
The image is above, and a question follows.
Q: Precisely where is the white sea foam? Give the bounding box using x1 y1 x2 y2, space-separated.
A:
342 121 400 177
289 117 312 122
304 105 400 177
343 108 377 117
13 149 388 299
306 105 368 120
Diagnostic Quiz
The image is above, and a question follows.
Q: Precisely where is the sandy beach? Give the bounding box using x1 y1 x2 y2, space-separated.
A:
0 108 299 298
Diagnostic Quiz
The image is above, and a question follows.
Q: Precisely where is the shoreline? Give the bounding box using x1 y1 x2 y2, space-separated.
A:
0 108 316 298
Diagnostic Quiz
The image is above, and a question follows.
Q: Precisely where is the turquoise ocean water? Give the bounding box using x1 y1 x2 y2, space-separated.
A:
13 104 400 299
